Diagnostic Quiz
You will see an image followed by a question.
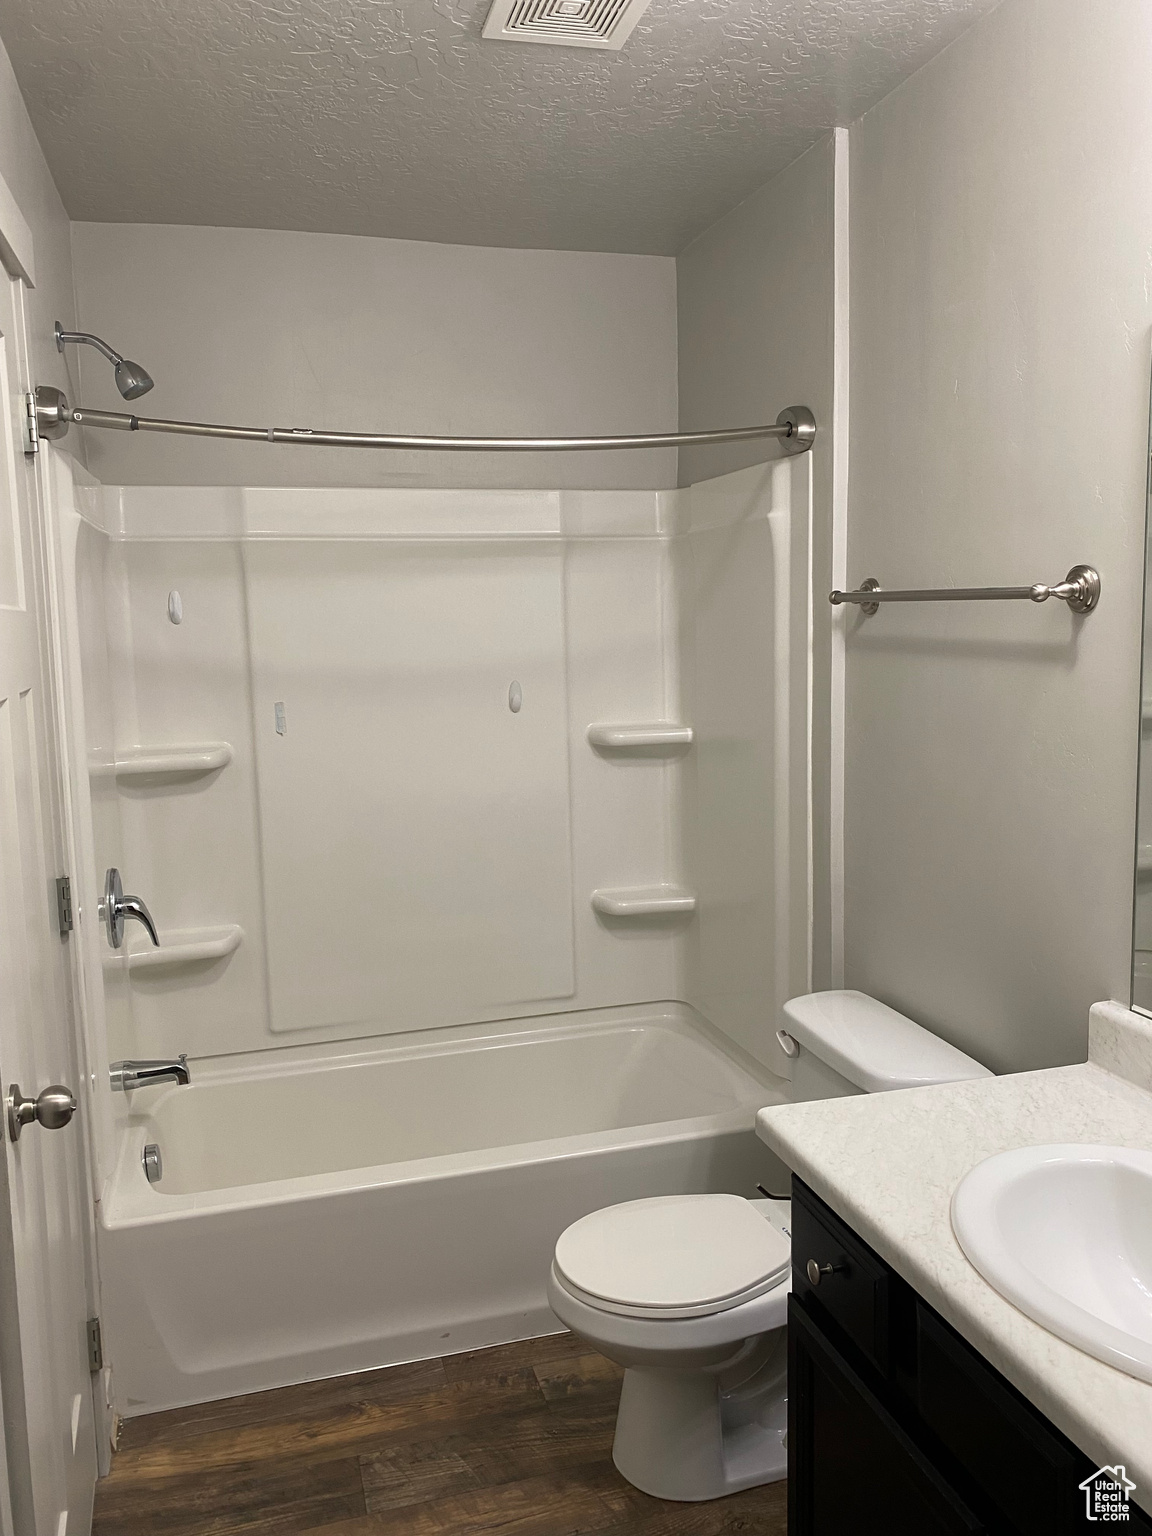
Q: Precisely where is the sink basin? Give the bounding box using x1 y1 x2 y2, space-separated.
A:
951 1144 1152 1383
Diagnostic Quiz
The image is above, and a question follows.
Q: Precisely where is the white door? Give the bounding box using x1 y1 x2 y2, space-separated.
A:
0 273 99 1533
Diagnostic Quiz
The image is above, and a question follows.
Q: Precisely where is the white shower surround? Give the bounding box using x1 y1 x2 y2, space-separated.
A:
47 452 812 1415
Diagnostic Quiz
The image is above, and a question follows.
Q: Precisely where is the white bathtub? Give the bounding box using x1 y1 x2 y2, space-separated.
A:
98 1006 787 1413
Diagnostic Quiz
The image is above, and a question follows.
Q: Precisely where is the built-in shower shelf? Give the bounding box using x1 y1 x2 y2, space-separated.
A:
123 924 245 971
587 723 693 751
93 743 234 780
591 885 696 918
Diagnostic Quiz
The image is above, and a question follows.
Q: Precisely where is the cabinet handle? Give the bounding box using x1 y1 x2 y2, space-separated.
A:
806 1258 844 1286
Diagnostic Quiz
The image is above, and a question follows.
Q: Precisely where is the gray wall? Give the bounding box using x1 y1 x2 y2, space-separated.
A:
845 0 1152 1071
677 135 839 989
69 223 678 490
0 32 76 402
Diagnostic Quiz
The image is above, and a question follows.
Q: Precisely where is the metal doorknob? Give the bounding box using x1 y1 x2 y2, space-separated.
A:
7 1084 77 1142
102 867 159 949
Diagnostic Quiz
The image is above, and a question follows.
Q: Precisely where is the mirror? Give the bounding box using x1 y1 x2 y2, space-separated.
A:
1134 376 1152 1013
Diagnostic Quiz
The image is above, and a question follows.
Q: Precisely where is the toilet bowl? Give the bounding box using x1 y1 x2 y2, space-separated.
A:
547 1193 793 1501
548 990 992 1502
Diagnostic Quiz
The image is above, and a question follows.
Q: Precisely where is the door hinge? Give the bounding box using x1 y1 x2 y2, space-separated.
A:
24 392 39 456
86 1317 103 1373
55 875 73 936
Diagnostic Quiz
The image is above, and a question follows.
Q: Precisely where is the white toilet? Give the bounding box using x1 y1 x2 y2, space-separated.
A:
547 990 991 1503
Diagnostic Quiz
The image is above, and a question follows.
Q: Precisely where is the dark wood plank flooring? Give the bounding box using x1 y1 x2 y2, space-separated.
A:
93 1332 788 1535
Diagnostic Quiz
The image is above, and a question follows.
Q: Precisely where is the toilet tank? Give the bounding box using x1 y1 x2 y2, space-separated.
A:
780 990 992 1102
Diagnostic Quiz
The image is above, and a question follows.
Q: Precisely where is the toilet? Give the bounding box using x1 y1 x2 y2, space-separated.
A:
547 990 991 1502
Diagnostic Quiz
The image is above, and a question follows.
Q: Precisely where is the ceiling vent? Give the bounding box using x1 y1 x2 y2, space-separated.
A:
482 0 653 51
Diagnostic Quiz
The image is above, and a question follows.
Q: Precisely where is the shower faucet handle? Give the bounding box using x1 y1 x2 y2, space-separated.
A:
102 867 160 949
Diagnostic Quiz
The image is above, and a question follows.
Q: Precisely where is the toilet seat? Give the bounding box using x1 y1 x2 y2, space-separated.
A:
552 1194 791 1320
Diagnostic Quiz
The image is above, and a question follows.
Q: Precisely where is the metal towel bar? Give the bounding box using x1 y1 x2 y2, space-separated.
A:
830 565 1100 616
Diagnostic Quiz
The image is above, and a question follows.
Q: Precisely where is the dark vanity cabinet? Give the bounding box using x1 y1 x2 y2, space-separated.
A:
788 1179 1151 1535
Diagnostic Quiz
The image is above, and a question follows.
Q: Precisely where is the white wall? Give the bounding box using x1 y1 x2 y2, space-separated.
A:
845 0 1152 1071
0 33 76 401
676 135 841 988
68 224 678 492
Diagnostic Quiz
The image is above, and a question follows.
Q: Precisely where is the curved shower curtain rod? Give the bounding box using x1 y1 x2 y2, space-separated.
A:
29 386 816 456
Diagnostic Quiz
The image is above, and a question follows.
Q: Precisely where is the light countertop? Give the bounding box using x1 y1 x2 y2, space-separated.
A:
756 1001 1152 1514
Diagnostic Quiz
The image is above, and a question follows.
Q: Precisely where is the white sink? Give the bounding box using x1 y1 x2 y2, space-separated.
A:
951 1144 1152 1383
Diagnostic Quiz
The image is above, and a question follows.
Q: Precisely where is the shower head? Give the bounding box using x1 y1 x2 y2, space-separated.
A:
112 356 154 400
54 320 154 399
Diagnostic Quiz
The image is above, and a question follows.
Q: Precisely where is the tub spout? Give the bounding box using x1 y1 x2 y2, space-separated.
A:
110 1055 190 1092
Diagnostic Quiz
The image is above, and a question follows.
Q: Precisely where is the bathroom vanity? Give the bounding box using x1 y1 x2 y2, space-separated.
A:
789 1179 1152 1534
758 1000 1152 1533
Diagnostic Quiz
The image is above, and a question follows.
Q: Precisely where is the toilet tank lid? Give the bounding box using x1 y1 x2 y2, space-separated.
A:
781 990 992 1093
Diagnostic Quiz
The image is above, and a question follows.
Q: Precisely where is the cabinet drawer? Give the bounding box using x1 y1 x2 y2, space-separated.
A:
792 1179 891 1376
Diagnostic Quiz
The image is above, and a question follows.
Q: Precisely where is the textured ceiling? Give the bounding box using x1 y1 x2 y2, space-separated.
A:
0 0 999 254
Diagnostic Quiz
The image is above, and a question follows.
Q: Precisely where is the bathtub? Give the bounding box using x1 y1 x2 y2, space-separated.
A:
98 1005 787 1413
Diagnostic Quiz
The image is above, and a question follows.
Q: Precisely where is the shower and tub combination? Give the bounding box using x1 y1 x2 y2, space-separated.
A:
38 365 817 1415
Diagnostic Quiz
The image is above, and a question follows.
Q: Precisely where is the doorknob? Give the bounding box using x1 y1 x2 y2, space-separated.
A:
7 1084 77 1142
101 867 159 949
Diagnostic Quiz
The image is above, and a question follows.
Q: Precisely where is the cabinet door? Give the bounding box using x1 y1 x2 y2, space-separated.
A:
789 1297 987 1536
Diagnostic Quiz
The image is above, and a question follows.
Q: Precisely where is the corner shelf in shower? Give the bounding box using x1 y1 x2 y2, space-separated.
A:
120 924 245 971
587 723 694 751
90 742 234 781
591 885 697 918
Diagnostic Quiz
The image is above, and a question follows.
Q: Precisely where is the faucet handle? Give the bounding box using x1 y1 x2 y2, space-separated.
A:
118 894 159 946
102 868 160 948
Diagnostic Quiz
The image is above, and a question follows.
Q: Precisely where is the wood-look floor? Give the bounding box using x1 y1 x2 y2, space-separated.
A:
93 1332 788 1535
